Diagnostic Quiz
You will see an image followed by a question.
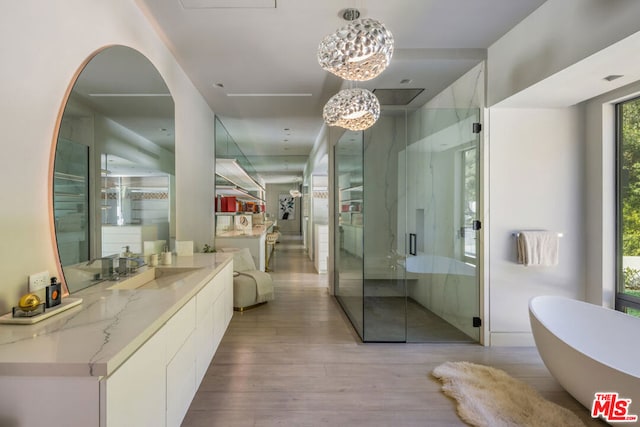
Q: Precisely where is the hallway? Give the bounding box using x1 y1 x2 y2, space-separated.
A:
182 234 601 426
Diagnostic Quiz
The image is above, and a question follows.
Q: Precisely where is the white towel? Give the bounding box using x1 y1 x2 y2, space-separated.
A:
517 231 559 266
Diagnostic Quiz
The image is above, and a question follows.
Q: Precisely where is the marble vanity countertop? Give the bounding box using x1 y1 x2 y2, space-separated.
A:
216 220 274 238
0 253 232 378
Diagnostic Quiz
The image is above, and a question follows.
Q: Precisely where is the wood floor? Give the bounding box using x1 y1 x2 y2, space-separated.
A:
182 234 604 427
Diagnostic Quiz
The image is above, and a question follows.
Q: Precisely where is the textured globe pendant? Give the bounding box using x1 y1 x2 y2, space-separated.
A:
318 18 394 81
323 88 380 131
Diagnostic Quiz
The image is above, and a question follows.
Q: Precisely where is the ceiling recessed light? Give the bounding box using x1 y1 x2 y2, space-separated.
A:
400 79 412 84
214 82 224 88
284 128 290 131
604 75 623 82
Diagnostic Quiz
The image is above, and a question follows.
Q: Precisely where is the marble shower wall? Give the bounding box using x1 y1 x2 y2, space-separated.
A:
363 113 407 287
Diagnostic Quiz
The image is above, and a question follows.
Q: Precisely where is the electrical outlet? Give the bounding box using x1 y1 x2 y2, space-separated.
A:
29 271 49 292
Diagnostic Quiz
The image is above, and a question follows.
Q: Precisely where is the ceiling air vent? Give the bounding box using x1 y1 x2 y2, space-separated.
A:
180 0 276 9
373 88 424 106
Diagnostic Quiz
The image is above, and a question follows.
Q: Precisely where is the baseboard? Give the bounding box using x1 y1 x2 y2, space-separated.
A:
489 332 536 347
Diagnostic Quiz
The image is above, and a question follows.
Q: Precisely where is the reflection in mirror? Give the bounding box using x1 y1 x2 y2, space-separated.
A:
53 46 175 293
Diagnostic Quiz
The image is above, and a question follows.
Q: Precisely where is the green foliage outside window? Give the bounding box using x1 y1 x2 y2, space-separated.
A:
618 97 640 316
621 98 640 256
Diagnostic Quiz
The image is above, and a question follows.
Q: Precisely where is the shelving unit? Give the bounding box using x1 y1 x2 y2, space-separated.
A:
214 118 271 271
216 185 264 204
338 185 363 227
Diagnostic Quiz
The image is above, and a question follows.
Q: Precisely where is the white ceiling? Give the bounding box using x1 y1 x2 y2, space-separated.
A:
135 0 548 183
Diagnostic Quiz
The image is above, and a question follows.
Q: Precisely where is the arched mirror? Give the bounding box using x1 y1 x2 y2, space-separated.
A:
52 46 175 293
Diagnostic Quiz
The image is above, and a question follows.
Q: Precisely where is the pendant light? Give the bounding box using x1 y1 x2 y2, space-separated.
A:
323 88 380 131
317 16 394 82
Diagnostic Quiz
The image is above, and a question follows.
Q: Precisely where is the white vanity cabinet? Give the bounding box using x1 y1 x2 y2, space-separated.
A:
165 298 197 427
0 254 234 427
195 262 230 382
102 298 198 427
102 326 168 427
102 262 233 427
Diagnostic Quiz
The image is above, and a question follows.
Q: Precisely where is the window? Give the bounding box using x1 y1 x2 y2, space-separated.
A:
616 96 640 317
460 147 477 264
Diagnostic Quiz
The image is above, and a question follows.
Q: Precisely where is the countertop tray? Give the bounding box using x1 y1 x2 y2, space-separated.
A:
0 298 83 325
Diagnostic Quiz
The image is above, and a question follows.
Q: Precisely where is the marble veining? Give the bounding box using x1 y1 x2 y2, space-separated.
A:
0 253 232 377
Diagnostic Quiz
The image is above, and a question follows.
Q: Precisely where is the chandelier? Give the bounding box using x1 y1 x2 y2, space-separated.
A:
318 9 393 131
318 17 394 81
323 88 380 131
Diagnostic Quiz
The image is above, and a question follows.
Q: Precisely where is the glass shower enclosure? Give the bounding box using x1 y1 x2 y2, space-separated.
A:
334 106 481 343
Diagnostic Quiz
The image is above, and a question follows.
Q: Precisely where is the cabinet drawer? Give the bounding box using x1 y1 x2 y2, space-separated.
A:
196 275 224 321
165 298 196 361
166 332 196 427
104 328 166 427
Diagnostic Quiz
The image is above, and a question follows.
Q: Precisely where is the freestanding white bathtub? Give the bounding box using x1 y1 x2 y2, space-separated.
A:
529 296 640 421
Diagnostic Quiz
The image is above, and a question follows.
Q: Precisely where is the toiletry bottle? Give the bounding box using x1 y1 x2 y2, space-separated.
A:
161 245 172 265
46 277 61 308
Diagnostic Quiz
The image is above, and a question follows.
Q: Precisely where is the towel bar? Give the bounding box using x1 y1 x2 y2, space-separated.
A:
512 232 563 237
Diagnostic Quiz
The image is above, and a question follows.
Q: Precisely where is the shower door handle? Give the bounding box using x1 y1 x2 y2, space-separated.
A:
409 233 417 256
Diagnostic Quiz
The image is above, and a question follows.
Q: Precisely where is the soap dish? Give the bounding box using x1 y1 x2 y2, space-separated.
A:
0 298 83 325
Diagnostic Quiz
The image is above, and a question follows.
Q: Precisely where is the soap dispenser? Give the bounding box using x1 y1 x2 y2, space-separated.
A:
46 277 61 308
161 245 172 265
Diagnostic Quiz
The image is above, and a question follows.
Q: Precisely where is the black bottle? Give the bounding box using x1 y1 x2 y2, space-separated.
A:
46 277 61 308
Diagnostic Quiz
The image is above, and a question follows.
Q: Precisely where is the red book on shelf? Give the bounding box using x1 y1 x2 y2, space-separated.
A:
222 196 236 212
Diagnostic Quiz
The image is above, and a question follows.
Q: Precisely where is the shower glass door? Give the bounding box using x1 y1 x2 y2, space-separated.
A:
402 108 480 342
333 64 485 343
334 107 481 343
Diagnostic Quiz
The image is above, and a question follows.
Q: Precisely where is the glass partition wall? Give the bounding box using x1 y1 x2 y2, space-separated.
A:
334 106 481 343
334 131 365 338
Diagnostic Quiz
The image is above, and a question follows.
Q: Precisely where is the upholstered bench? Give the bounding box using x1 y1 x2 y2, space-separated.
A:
218 247 275 311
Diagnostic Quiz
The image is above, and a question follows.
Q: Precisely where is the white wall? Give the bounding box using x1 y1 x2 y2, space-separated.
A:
484 0 640 345
487 107 586 345
488 0 640 106
0 0 215 314
302 124 331 259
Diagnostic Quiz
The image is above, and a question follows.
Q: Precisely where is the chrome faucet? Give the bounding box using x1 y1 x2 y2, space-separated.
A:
102 255 119 280
118 256 147 276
